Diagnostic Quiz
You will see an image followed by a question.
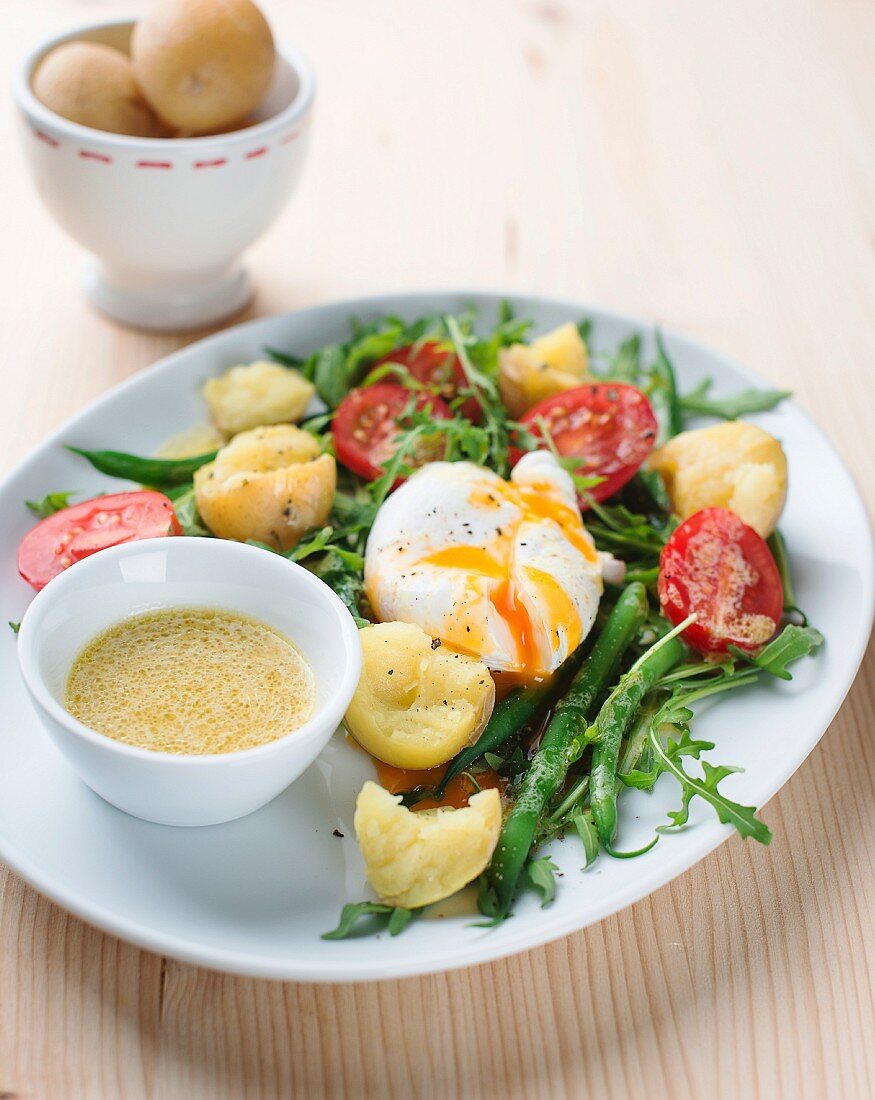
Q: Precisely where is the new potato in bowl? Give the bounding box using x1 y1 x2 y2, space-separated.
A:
14 15 315 330
131 0 276 135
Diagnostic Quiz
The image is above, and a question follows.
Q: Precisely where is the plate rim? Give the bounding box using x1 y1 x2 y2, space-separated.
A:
2 289 872 982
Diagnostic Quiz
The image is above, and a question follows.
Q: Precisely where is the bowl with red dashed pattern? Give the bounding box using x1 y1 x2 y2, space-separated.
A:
13 19 315 332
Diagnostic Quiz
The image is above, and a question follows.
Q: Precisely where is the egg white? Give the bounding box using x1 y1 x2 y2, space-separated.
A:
364 453 603 674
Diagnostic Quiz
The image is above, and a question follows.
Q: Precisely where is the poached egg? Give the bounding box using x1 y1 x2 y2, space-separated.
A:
364 452 603 675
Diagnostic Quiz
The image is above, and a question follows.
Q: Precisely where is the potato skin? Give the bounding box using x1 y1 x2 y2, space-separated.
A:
498 323 592 418
203 361 315 436
345 622 496 770
131 0 275 134
33 42 164 137
649 421 787 537
354 781 502 908
194 425 335 549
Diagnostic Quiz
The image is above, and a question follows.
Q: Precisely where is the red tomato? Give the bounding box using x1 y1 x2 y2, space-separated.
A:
18 490 183 591
375 341 480 421
332 382 453 481
658 507 782 654
518 384 658 505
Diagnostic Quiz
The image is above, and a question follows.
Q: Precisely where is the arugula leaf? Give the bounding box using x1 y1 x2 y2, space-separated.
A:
322 901 414 940
679 379 791 421
731 624 824 681
583 496 675 563
468 302 532 381
284 526 364 571
445 314 523 477
310 555 368 626
572 812 600 868
530 416 607 496
360 361 419 389
310 344 349 408
577 318 593 345
605 334 641 383
618 700 662 780
649 331 683 442
525 856 559 906
298 411 335 437
26 491 75 518
649 725 771 843
330 487 375 531
346 328 405 379
8 621 20 635
401 406 493 467
367 423 430 508
170 485 211 538
321 901 416 939
291 319 408 409
387 907 415 936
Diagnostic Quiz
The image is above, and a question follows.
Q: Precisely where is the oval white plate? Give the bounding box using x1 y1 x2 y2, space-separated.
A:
1 293 872 981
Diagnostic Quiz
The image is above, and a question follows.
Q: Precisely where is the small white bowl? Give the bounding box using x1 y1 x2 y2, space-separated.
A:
12 20 315 331
16 538 361 827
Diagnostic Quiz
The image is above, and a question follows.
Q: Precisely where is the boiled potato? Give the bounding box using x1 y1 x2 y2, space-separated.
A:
155 423 226 459
499 323 592 418
194 425 335 550
531 322 590 376
345 621 495 770
354 781 502 908
648 421 787 537
203 361 315 436
33 42 164 137
131 0 275 134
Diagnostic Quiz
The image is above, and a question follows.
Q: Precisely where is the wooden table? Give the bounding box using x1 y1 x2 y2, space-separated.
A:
2 0 874 1096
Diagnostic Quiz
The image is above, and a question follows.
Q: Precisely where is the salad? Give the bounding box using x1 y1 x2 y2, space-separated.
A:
16 304 823 938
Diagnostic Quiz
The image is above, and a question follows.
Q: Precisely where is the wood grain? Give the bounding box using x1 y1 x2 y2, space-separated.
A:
1 0 874 1096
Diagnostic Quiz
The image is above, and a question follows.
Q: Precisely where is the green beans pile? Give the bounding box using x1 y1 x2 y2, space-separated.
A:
480 584 650 917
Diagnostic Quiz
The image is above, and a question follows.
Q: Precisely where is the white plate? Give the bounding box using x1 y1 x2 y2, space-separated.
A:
1 292 872 982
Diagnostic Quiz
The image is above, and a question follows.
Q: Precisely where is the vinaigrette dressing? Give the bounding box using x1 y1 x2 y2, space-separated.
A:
65 608 315 755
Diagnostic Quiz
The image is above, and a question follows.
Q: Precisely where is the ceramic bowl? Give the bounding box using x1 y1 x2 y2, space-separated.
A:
12 19 315 331
16 538 361 827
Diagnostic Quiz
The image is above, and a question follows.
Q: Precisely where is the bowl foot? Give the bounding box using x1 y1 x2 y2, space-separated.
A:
84 261 254 333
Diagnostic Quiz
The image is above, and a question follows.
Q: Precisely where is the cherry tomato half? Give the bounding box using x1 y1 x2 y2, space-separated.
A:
518 383 658 505
332 382 453 482
658 507 783 654
375 341 480 421
18 490 183 591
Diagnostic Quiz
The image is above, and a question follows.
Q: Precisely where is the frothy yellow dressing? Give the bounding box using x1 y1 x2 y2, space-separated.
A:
65 608 315 755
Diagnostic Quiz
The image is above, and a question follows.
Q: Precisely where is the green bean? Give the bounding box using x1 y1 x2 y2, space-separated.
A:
432 641 591 800
435 686 548 799
618 698 661 779
480 583 648 919
399 684 552 808
67 446 217 487
589 633 686 847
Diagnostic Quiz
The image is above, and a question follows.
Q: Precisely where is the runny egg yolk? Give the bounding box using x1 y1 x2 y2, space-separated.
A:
363 456 604 678
422 479 594 675
467 481 599 565
372 757 505 810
